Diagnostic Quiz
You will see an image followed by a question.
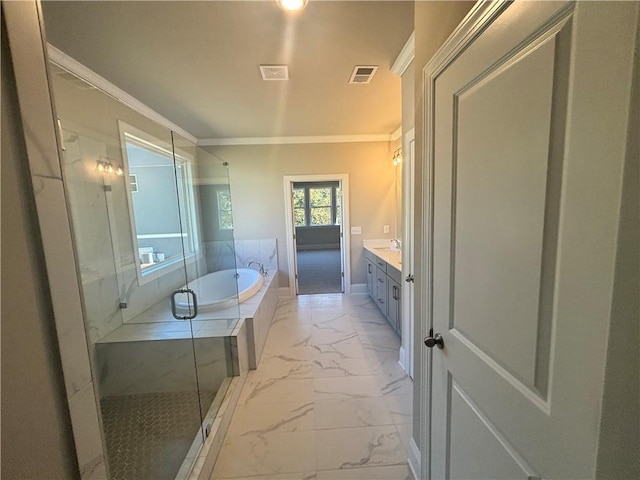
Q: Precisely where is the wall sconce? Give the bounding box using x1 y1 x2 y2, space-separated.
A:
96 159 123 176
392 148 403 166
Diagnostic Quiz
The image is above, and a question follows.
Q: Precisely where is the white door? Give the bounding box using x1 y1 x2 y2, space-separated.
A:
422 1 638 479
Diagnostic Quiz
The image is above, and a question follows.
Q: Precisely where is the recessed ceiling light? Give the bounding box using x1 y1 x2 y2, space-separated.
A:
277 0 308 12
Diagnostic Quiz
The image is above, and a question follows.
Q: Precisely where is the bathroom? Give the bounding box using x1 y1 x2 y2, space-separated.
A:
3 1 415 479
6 1 640 479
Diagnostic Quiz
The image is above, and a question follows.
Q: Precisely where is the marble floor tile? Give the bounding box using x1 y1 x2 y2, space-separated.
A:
314 397 394 430
312 339 368 361
269 321 314 337
212 430 316 478
215 473 317 480
383 394 414 425
316 464 413 479
264 329 314 351
311 330 360 347
239 378 314 406
315 426 406 471
210 294 415 480
262 335 316 360
312 356 381 378
311 318 356 335
230 401 315 436
394 423 413 455
376 373 414 397
311 309 353 322
313 376 382 400
251 354 314 382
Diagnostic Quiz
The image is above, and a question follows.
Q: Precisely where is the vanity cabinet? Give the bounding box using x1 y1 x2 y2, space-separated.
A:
364 249 401 336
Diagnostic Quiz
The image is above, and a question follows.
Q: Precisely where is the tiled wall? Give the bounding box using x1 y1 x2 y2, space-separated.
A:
205 239 278 276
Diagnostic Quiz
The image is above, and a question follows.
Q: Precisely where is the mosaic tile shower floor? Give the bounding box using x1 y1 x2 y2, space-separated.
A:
101 390 216 480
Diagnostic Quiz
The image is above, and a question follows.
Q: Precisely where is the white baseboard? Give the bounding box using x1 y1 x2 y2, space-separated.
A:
278 287 291 299
408 437 421 480
399 346 407 372
350 283 367 295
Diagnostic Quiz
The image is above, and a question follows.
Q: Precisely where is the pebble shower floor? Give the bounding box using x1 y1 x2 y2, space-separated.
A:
101 389 216 479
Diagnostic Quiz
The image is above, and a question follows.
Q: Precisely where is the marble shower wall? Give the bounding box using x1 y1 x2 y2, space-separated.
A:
205 239 278 275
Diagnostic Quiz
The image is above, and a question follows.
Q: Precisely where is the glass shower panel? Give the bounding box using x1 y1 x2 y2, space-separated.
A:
170 136 241 441
49 63 207 479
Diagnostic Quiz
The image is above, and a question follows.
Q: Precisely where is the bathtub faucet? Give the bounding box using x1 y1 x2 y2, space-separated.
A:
248 261 267 276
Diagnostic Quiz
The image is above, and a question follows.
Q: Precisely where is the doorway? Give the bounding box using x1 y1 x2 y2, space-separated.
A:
284 174 351 297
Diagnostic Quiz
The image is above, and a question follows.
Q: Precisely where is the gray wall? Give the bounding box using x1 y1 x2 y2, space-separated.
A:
411 0 476 454
1 17 79 478
205 141 397 288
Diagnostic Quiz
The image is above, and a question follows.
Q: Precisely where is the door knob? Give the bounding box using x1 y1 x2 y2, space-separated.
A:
424 333 444 349
405 274 414 283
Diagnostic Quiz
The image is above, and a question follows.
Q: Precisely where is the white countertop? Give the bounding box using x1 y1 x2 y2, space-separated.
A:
363 239 402 271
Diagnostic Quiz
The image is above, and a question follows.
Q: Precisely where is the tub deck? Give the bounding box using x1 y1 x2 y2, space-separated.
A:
97 271 276 344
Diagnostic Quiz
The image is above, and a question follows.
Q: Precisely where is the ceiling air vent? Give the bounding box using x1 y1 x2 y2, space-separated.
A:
349 65 378 84
260 65 289 81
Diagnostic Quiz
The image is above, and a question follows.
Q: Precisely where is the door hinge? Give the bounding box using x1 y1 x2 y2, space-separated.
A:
104 185 112 192
56 118 66 151
340 232 343 238
293 234 296 239
341 272 344 277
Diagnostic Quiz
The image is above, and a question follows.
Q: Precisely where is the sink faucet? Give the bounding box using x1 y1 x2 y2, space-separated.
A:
248 261 267 276
391 238 402 250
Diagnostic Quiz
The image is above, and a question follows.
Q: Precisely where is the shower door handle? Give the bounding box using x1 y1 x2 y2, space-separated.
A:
170 288 198 320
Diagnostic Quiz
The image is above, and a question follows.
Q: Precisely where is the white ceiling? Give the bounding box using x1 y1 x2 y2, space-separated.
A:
41 1 414 141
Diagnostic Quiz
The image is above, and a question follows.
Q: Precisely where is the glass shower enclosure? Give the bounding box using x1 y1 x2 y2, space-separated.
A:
49 61 241 479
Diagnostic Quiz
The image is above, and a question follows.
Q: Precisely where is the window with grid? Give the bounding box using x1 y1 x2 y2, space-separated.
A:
217 189 234 230
293 182 341 227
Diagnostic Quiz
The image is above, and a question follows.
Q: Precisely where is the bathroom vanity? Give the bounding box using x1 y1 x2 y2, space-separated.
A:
364 244 402 336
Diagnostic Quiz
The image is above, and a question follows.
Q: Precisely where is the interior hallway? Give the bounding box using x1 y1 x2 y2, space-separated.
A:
211 293 414 479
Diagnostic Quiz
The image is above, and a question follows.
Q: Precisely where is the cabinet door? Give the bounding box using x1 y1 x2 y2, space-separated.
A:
388 279 402 336
375 266 387 315
365 259 375 299
387 280 398 333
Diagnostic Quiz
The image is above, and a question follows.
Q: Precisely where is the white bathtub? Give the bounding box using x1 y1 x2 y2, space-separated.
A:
175 268 264 314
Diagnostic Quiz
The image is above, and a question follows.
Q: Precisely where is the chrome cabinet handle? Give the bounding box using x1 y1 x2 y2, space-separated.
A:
170 288 198 320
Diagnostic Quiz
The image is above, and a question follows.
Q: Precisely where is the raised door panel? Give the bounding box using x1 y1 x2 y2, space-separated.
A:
452 34 555 396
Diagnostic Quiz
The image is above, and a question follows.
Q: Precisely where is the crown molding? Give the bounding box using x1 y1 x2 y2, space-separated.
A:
46 44 198 144
391 31 415 76
390 126 403 141
198 134 394 146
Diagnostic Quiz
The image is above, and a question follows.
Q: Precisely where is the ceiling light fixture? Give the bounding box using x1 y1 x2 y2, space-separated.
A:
276 0 308 12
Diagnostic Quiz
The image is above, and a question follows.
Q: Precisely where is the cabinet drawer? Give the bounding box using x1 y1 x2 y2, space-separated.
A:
387 265 402 284
375 257 387 273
